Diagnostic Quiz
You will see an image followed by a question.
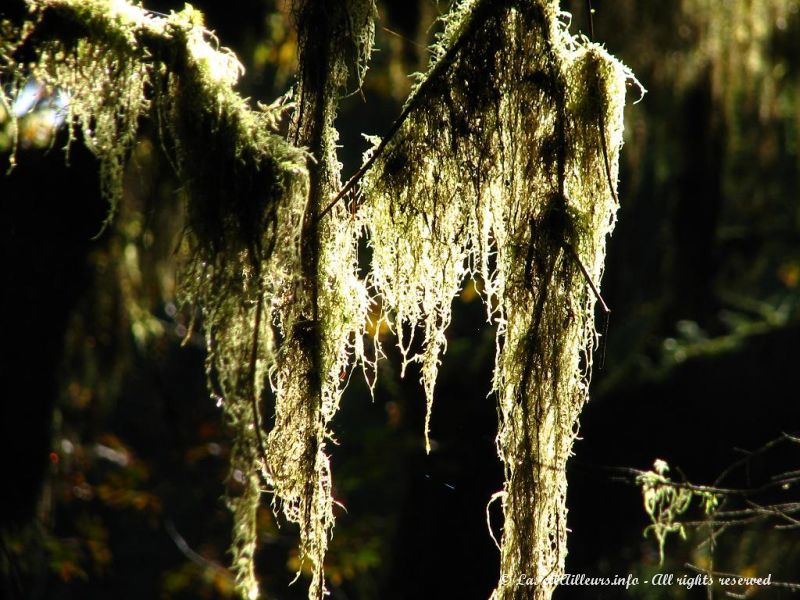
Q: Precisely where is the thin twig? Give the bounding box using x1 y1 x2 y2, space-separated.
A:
582 462 739 495
564 242 609 315
563 242 611 367
598 111 620 205
317 0 494 222
714 434 797 487
744 500 800 528
382 26 432 53
165 518 230 574
783 432 800 444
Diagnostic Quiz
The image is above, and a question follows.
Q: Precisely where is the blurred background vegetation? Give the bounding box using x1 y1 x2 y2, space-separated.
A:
1 1 799 598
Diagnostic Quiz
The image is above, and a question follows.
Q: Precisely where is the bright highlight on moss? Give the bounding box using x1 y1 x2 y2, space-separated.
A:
1 1 636 599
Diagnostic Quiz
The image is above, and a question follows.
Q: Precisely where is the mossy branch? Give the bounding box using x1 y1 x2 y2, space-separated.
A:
317 0 493 221
2 2 637 600
358 2 635 597
3 0 308 246
2 2 309 598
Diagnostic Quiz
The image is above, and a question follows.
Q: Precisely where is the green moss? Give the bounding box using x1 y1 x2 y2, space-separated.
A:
2 2 309 597
2 1 636 599
360 1 635 597
263 3 376 598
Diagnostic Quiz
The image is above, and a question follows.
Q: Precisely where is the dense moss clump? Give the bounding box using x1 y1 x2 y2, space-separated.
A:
2 1 634 599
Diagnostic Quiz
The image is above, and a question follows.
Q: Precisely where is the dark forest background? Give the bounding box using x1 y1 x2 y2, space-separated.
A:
2 1 799 599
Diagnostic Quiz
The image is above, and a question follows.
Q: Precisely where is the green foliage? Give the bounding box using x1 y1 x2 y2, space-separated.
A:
637 459 719 566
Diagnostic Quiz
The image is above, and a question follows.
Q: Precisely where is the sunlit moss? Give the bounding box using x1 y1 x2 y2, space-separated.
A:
2 2 308 597
2 1 635 599
361 1 634 597
263 2 376 598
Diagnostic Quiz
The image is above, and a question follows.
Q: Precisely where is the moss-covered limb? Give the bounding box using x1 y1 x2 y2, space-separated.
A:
360 1 632 598
170 26 308 597
2 1 154 221
2 0 307 241
6 0 166 57
319 0 506 219
3 2 310 598
3 0 634 598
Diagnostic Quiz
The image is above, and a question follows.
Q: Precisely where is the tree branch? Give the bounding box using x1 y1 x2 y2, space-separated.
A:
317 0 499 221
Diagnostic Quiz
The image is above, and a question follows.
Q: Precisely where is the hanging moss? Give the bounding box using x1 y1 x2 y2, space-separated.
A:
2 2 308 598
2 1 636 599
262 2 376 598
360 1 635 598
2 0 153 222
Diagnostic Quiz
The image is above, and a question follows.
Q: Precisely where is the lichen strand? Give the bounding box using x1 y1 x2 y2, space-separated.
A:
361 1 631 597
166 18 311 600
264 2 375 599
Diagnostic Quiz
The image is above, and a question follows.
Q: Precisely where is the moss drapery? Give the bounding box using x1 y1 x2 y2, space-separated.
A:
1 1 633 598
264 2 375 598
360 2 631 597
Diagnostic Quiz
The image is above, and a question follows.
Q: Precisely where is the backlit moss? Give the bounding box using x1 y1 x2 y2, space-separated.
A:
2 1 635 599
360 2 634 597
